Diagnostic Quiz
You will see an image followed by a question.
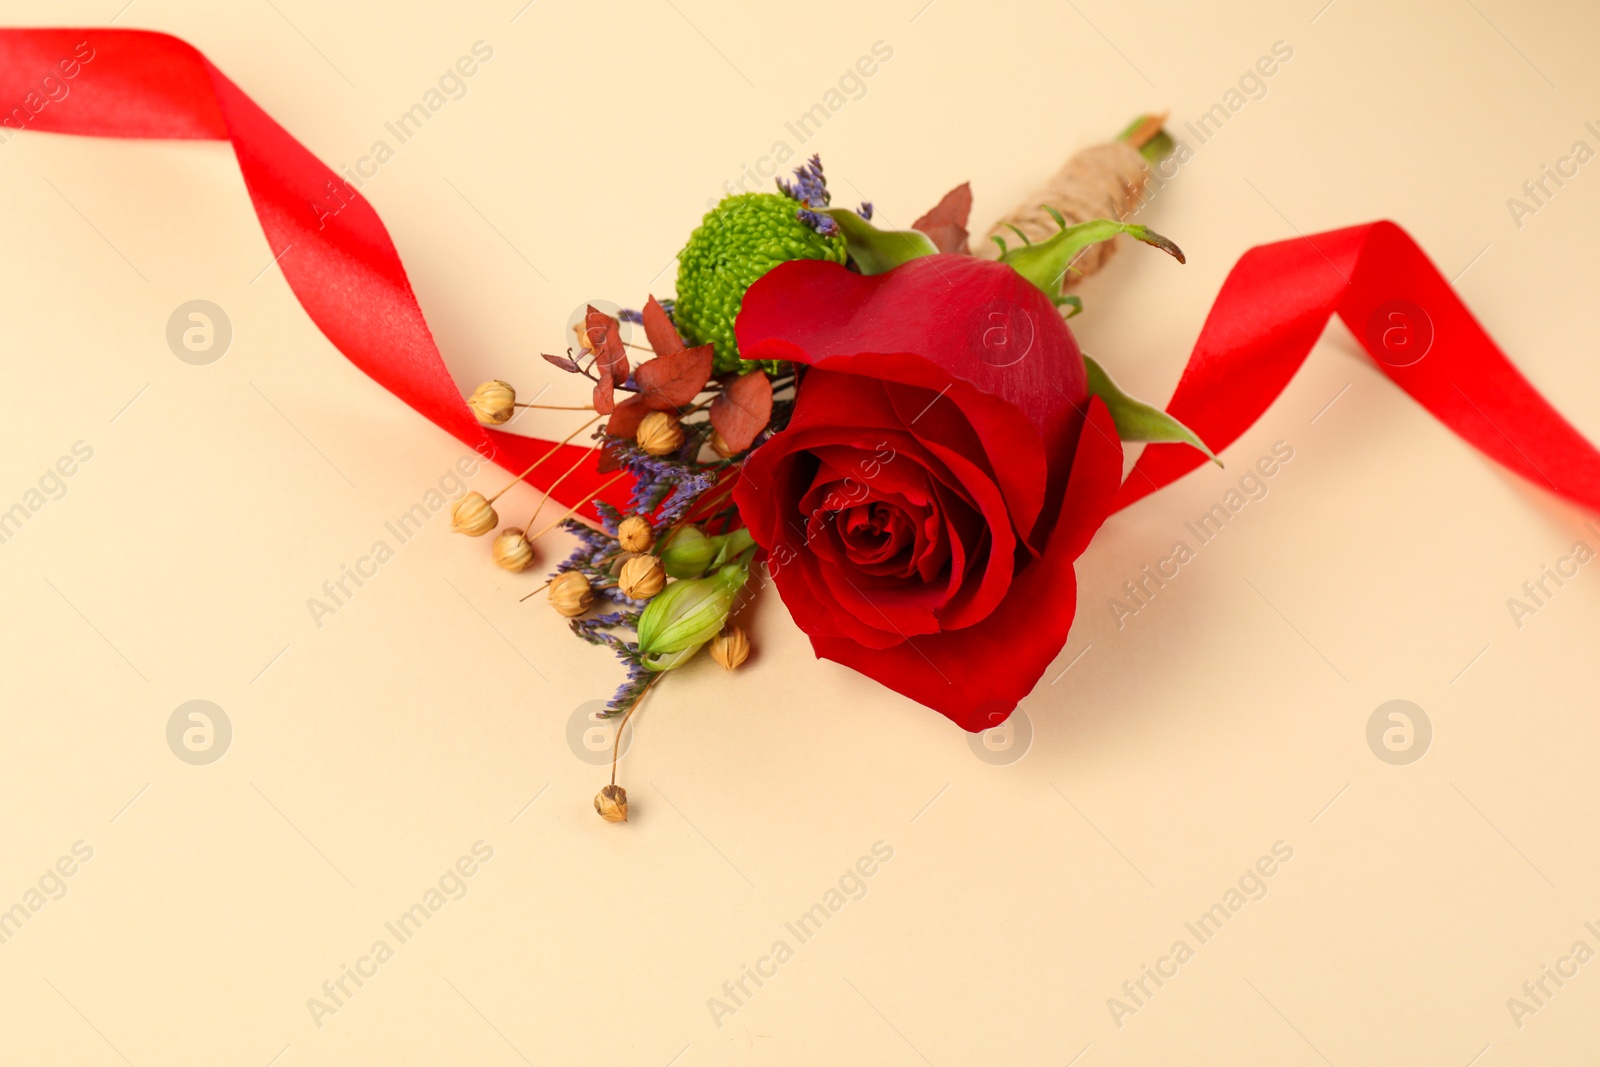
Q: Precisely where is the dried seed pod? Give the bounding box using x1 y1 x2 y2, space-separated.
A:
468 380 517 425
617 515 654 554
594 784 628 822
618 554 666 600
492 527 535 571
451 491 498 536
549 570 594 617
710 625 750 671
636 411 684 456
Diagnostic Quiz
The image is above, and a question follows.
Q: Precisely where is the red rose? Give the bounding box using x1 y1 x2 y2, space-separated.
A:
732 254 1123 732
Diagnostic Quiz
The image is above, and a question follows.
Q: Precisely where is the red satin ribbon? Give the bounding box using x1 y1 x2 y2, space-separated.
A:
0 28 618 509
1116 221 1600 513
4 28 1594 528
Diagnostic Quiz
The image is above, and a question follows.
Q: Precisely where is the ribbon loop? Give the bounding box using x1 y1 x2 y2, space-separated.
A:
4 30 1594 525
1117 221 1600 513
0 27 615 506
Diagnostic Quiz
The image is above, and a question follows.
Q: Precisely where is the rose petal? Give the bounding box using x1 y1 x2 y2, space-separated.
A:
762 350 1048 544
808 432 1016 630
807 398 1123 732
751 419 1019 642
736 254 1087 492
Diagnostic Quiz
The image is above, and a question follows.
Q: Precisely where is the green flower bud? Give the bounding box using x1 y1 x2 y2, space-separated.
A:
659 526 717 579
639 644 704 672
637 559 750 670
708 528 755 571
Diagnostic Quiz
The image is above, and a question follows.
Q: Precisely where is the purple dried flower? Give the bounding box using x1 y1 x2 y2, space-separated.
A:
778 154 831 210
796 208 840 237
598 586 651 610
550 422 734 714
605 660 653 716
656 467 719 527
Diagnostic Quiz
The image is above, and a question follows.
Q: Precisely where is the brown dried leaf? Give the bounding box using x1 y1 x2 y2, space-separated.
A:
587 305 629 414
633 343 713 410
604 394 653 441
641 295 684 357
596 438 628 473
592 378 615 414
709 371 773 454
543 351 581 373
912 182 973 254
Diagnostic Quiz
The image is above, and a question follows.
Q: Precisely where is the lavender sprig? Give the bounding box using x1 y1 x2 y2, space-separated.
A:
569 611 651 717
604 659 654 717
780 155 840 236
778 154 831 209
549 428 729 717
796 208 840 236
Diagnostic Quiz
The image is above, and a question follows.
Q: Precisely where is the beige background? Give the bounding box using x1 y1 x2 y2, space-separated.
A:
1 0 1597 1062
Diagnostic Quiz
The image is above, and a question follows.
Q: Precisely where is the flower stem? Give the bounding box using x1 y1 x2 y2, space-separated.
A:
678 475 738 528
524 448 600 530
611 669 664 787
517 578 554 602
529 471 631 541
486 413 602 504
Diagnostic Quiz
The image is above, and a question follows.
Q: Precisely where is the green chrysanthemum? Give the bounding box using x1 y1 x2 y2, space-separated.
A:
674 192 847 374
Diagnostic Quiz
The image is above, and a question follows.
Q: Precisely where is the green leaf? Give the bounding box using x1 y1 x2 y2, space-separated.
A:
1000 217 1184 297
1083 354 1220 466
821 208 939 274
